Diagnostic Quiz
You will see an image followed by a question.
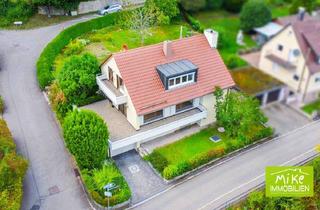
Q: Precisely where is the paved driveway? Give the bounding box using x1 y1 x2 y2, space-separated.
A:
263 103 310 135
0 16 97 210
114 151 167 204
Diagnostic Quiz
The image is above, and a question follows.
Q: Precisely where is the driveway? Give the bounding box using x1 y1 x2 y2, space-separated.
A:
263 103 310 135
114 151 167 204
130 121 320 210
0 15 97 210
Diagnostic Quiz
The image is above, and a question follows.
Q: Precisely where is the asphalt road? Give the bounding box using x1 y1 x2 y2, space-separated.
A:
131 121 320 210
0 16 98 210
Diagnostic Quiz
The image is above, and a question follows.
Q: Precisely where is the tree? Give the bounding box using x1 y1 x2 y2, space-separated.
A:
223 0 247 13
289 0 317 14
57 53 99 105
63 109 109 170
145 0 179 23
0 0 9 16
214 87 268 140
240 0 272 32
179 0 206 12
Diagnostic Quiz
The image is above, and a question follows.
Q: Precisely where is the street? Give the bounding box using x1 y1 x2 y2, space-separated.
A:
131 121 320 210
0 16 97 210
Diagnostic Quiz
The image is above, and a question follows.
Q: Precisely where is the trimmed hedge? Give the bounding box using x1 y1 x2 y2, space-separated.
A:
36 13 119 90
145 150 168 173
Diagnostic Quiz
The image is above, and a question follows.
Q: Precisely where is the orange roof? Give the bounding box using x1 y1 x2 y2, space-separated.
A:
109 34 235 115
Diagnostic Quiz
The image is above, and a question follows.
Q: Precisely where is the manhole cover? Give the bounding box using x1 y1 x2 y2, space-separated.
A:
30 205 40 210
48 185 60 195
128 164 140 174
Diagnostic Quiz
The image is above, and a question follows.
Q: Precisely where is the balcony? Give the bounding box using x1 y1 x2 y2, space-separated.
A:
109 106 208 156
265 54 296 70
96 74 127 105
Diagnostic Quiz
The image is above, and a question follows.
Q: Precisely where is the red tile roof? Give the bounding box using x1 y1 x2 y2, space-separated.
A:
108 35 235 115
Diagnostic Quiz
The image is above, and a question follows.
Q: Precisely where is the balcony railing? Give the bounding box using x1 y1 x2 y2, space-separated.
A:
265 54 296 70
109 106 208 156
96 74 127 105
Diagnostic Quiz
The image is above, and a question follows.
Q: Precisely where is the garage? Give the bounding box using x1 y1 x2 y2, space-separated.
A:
266 89 281 104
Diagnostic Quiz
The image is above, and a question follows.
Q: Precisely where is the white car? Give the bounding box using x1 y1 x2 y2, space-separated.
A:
98 4 122 15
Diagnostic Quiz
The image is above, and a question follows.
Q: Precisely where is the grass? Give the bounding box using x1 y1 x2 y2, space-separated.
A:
302 99 320 115
1 13 91 30
193 10 256 68
270 4 291 18
155 126 233 165
54 24 191 71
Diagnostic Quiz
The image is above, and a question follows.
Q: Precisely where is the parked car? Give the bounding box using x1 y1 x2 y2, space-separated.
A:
98 4 122 15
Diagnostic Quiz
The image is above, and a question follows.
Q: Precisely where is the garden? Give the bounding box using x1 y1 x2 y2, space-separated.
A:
0 103 28 210
302 99 320 115
145 89 273 180
229 156 320 210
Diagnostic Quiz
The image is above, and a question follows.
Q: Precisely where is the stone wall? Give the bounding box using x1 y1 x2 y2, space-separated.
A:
38 0 145 16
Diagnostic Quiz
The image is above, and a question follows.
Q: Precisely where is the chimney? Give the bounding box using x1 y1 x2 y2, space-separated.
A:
298 7 306 21
204 29 219 48
163 40 173 57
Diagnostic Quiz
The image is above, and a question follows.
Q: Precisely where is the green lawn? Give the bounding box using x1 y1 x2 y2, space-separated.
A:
54 24 191 72
302 99 320 115
194 10 256 69
270 5 290 18
155 126 233 165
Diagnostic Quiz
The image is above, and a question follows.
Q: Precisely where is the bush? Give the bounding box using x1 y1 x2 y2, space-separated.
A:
206 0 223 10
145 151 169 173
289 0 317 14
37 13 118 90
187 14 204 32
163 165 180 179
63 39 85 56
223 0 247 13
179 0 206 12
0 119 28 210
0 96 4 114
62 109 109 170
225 54 247 69
240 0 272 32
81 161 131 206
6 0 34 20
57 53 100 105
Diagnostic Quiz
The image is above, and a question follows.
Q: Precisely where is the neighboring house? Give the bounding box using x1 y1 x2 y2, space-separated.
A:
96 30 235 156
254 22 283 46
258 12 320 105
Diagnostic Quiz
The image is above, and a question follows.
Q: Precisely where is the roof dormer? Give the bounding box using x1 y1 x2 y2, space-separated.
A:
156 59 198 90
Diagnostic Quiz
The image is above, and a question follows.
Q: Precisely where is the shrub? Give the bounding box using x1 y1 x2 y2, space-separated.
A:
179 0 206 12
63 39 85 56
0 96 4 114
187 14 204 32
0 0 9 16
37 13 118 90
62 109 109 170
289 0 317 14
145 150 169 173
81 161 131 206
246 191 266 209
145 0 179 23
223 0 247 13
57 53 100 105
206 0 223 10
6 0 34 20
240 0 272 32
163 165 180 179
0 119 28 210
225 54 247 69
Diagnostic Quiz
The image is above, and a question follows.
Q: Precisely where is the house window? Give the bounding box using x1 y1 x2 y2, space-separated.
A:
144 110 163 123
315 77 320 83
278 44 283 51
168 72 195 89
176 100 193 112
293 74 299 81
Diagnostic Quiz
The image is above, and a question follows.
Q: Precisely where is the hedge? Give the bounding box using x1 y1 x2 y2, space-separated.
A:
36 13 119 90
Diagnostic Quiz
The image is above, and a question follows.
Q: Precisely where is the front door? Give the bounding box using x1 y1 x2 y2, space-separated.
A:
108 67 113 82
119 104 127 117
